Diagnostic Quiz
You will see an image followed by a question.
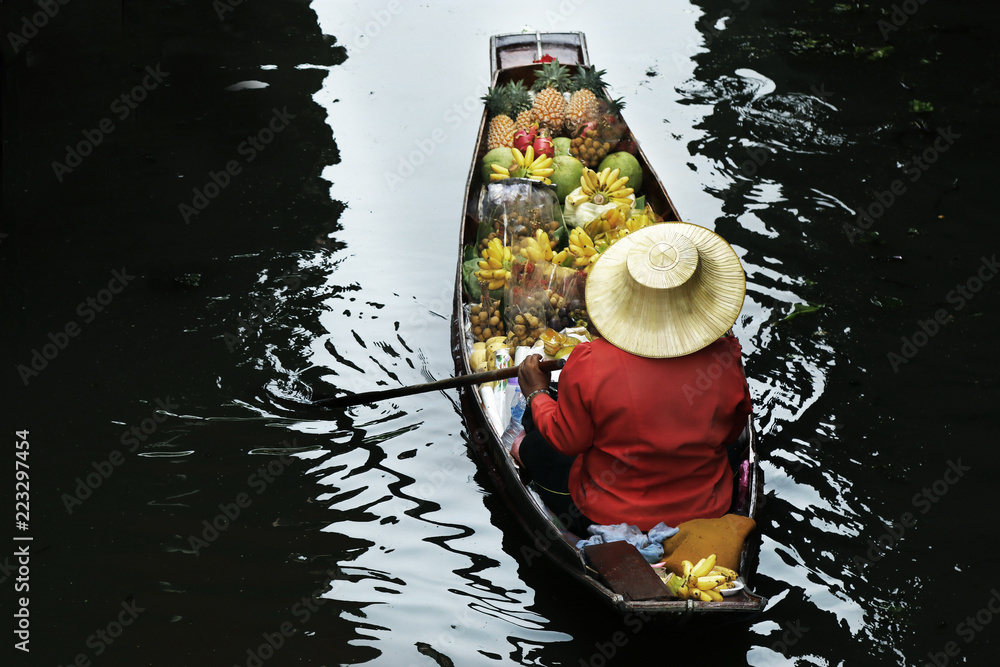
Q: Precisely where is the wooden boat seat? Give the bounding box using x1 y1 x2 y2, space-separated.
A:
583 541 671 601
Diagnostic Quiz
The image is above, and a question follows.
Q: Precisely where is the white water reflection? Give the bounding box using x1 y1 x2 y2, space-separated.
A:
293 1 873 665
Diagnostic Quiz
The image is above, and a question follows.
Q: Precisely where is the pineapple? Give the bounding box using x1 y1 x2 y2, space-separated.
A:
566 65 607 133
566 89 600 134
530 60 571 132
504 80 534 118
483 81 535 150
487 115 515 150
515 109 535 132
483 85 515 150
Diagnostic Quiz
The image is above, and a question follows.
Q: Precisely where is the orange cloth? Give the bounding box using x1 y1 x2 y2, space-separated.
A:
659 514 756 576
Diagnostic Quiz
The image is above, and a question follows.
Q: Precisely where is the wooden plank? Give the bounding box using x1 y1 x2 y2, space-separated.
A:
583 541 671 601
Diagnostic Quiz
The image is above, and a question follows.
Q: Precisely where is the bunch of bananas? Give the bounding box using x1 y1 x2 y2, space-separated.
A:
476 238 513 291
489 146 555 184
583 203 631 238
565 167 634 207
661 554 740 602
518 229 556 262
553 228 601 273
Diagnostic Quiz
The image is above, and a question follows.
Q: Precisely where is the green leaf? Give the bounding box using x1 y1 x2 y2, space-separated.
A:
782 302 823 322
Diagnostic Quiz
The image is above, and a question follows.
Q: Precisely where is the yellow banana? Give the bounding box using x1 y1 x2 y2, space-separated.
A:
511 146 525 166
607 168 620 185
487 257 502 269
607 176 630 192
491 163 510 175
693 589 711 602
692 554 716 578
489 173 507 181
598 167 611 188
696 575 728 590
681 560 693 579
712 565 739 580
704 588 724 602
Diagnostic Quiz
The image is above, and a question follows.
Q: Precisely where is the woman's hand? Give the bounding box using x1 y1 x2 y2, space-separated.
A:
517 354 551 396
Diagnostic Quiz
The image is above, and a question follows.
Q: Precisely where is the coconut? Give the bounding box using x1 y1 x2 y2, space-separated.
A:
553 137 571 157
481 147 515 183
598 151 643 192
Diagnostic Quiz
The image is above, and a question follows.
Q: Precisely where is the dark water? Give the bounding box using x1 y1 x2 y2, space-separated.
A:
4 1 999 665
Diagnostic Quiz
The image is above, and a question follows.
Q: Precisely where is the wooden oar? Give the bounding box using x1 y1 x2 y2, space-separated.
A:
306 358 566 409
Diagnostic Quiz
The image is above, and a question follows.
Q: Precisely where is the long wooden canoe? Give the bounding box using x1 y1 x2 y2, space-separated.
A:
450 32 766 626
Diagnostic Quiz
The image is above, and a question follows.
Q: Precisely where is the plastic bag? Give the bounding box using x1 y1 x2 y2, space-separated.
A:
539 263 594 334
478 178 566 252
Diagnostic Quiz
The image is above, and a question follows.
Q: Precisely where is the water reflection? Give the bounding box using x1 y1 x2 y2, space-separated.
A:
224 1 965 665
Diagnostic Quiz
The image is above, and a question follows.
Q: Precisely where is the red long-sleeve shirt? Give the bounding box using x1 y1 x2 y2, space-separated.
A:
530 336 752 530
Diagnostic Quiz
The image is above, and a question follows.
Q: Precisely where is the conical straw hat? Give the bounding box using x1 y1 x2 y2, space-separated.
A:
585 223 746 358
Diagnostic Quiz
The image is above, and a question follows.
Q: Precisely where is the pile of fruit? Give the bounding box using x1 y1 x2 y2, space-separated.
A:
467 58 661 361
657 554 742 602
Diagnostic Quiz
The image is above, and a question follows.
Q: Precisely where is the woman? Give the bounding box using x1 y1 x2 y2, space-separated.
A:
513 222 752 535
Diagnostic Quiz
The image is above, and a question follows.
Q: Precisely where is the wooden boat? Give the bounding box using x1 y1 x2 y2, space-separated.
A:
450 32 766 626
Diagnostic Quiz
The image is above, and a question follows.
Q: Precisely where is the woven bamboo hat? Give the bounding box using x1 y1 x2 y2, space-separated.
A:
585 222 746 358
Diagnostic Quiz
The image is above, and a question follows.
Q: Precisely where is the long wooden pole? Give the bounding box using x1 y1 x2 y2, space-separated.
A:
307 358 565 409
